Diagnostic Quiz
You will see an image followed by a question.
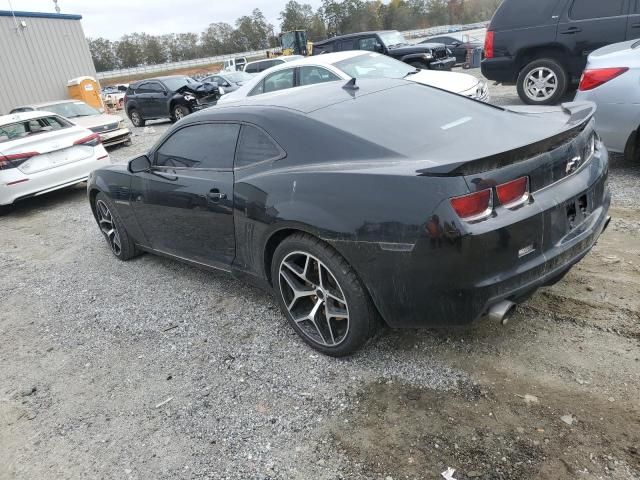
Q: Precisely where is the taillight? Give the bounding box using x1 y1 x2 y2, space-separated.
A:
450 188 493 221
74 132 102 147
496 177 529 208
484 30 494 59
0 151 39 170
578 67 628 91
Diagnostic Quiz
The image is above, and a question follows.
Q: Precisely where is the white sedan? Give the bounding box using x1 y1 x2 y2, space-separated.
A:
218 50 489 105
0 111 110 207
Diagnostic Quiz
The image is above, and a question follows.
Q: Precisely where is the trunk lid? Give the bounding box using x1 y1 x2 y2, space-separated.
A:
2 128 95 174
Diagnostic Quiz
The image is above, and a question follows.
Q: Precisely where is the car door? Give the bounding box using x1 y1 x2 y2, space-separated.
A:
627 0 640 39
146 81 168 118
558 0 628 75
130 122 240 268
134 82 152 117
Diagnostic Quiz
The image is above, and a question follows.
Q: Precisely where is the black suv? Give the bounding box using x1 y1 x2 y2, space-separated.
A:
482 0 640 105
313 30 455 70
124 76 220 127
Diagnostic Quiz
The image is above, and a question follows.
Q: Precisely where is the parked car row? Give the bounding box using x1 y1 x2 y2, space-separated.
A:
218 51 489 105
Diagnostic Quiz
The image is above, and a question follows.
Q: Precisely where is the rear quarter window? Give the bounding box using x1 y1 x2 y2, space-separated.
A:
491 0 561 29
569 0 625 20
235 125 284 167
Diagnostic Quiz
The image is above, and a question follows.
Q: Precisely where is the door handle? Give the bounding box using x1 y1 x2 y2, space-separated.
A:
632 23 640 28
560 27 582 34
207 189 227 201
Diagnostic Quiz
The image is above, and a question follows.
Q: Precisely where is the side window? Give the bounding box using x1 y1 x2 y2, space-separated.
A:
263 69 295 93
249 80 265 96
147 82 165 93
358 37 382 51
245 63 258 73
135 83 150 94
236 125 284 167
155 124 240 170
339 39 355 51
569 0 625 20
299 66 340 86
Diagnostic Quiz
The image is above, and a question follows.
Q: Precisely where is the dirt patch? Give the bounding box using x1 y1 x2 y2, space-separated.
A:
331 376 639 480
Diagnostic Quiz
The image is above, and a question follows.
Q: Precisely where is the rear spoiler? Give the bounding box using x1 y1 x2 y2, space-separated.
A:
418 102 596 177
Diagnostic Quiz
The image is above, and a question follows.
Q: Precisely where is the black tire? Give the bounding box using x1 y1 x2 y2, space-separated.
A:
171 104 190 122
517 58 568 106
624 129 639 164
271 233 380 357
94 192 139 261
409 60 428 70
129 109 145 127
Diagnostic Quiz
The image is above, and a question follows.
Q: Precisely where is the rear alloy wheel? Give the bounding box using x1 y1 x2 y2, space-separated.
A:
94 192 138 260
272 233 380 356
517 59 568 105
172 104 190 122
129 109 145 127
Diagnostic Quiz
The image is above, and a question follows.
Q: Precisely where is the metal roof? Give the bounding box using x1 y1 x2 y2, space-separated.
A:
0 10 82 20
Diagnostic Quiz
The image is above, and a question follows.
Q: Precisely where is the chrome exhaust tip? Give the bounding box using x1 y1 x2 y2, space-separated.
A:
487 300 517 325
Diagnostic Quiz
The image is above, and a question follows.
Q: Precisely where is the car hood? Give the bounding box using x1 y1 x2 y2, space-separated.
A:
178 82 218 96
389 43 443 54
71 113 123 129
406 70 479 94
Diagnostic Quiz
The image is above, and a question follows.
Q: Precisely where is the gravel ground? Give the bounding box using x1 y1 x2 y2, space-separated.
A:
1 74 639 480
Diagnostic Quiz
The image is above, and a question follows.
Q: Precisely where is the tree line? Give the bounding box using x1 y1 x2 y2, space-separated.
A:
88 0 501 72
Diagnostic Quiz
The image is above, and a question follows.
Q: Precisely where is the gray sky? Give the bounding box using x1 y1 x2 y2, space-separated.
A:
6 0 323 39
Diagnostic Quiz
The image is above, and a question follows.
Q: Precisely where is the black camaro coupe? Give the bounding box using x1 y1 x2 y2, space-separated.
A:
88 78 610 356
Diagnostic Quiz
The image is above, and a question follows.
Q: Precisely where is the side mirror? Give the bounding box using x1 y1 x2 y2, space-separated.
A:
224 81 231 87
375 44 384 53
128 155 151 173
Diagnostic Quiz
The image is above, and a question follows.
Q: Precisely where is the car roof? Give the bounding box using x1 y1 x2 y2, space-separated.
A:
314 30 396 45
282 51 367 67
0 110 63 124
208 77 412 115
21 99 85 109
245 55 303 66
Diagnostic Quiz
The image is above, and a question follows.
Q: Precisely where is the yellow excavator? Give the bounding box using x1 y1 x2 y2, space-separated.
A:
268 30 313 58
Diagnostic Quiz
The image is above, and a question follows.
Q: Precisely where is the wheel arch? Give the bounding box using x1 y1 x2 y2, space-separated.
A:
261 226 388 326
515 44 571 75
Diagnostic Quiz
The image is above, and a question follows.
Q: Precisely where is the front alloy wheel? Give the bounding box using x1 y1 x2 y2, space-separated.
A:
96 199 122 256
94 192 138 260
279 251 350 347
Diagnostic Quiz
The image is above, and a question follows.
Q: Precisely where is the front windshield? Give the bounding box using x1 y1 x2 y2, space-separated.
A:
334 53 414 79
225 71 253 83
162 77 193 90
44 102 99 118
378 31 407 47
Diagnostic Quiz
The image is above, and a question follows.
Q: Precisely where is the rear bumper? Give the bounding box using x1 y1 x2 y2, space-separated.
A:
0 146 110 205
481 57 517 83
340 145 610 329
100 127 131 147
430 57 456 71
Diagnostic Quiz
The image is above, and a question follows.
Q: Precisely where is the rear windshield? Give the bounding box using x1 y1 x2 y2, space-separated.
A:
491 0 561 29
0 115 71 144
